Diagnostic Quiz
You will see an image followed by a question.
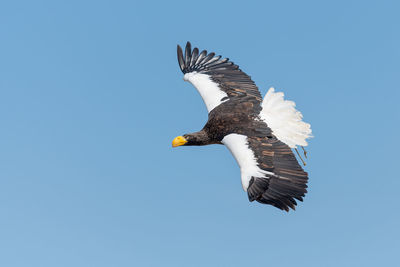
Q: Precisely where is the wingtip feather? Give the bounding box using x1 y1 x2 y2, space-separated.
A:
177 44 186 72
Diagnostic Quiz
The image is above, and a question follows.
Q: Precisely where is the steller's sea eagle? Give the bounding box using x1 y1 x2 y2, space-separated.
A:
172 42 312 211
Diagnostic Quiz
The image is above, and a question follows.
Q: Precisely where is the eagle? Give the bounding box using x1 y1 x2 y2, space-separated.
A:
172 42 312 211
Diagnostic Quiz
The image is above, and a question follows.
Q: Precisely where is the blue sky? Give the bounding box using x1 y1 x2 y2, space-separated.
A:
1 0 399 266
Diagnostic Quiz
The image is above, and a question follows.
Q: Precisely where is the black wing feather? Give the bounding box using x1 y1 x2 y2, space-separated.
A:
190 47 199 67
184 42 191 68
177 45 185 72
177 41 262 101
195 50 207 66
246 136 308 212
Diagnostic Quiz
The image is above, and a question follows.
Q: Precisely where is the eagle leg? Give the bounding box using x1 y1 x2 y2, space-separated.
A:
301 146 308 158
295 148 306 166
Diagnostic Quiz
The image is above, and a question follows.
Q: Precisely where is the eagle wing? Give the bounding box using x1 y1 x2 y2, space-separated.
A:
222 133 308 211
177 42 262 113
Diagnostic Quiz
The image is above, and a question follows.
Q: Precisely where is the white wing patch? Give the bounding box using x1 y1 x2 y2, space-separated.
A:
222 134 274 191
183 72 228 113
260 88 312 148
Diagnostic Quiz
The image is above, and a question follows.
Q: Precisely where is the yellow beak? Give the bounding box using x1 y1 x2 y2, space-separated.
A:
172 136 187 147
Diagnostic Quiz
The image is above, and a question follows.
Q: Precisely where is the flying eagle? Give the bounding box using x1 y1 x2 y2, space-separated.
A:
172 42 312 211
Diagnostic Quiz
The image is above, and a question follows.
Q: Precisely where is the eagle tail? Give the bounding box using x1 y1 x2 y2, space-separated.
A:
260 87 312 149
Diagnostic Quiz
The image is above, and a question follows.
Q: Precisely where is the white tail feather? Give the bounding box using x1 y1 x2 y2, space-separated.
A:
260 87 312 148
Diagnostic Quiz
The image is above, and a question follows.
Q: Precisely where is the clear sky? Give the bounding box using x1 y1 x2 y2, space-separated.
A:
1 0 399 266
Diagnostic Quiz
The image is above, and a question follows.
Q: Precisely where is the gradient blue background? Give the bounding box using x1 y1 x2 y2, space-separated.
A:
1 1 399 266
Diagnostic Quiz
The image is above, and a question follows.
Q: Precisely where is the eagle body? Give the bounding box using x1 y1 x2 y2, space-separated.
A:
203 96 265 142
173 42 312 211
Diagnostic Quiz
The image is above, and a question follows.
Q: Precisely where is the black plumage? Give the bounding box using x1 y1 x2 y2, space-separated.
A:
174 42 309 212
177 42 262 101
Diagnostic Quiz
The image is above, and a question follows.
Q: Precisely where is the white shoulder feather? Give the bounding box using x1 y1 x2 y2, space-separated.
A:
260 88 312 148
183 72 228 113
222 133 274 191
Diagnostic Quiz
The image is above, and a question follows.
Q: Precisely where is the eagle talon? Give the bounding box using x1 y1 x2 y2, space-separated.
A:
295 148 307 166
301 146 308 158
